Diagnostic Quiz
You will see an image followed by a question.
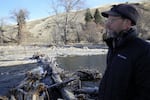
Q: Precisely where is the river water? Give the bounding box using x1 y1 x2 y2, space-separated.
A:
0 55 106 96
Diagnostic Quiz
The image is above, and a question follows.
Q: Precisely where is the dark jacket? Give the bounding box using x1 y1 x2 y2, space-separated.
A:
98 28 150 100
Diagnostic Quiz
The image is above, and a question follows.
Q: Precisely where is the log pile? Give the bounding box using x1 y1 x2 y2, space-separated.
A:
0 54 102 100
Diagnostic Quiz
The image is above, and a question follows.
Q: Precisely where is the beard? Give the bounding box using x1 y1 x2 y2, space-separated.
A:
102 29 118 41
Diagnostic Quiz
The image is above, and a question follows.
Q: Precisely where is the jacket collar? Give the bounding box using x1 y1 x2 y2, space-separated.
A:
104 28 138 49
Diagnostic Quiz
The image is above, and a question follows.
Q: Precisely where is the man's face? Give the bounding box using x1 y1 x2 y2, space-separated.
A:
104 15 129 38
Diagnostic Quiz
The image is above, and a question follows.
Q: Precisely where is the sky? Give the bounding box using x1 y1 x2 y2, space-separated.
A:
0 0 142 23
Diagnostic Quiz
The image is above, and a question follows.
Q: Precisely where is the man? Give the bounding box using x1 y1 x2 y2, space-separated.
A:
99 4 150 100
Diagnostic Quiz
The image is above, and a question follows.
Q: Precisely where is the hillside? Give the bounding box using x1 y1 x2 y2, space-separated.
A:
2 1 150 45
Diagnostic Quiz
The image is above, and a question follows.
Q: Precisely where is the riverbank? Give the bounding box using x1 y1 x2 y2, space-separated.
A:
0 45 108 67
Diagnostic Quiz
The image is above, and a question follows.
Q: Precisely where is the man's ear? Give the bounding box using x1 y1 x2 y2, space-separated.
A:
126 19 132 26
123 19 132 29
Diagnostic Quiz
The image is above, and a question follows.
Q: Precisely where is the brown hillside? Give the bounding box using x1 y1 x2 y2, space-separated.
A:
2 1 150 45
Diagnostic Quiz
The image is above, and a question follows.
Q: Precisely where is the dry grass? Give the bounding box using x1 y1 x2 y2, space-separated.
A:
2 2 150 44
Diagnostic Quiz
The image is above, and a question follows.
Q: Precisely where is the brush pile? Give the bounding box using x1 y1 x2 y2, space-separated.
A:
0 54 102 100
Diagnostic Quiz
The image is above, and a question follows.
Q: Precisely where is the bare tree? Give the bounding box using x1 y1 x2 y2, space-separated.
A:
81 21 103 43
0 18 5 45
11 9 29 44
50 0 84 44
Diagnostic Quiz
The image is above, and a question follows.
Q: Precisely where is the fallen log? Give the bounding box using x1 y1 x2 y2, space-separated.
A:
8 54 77 100
47 57 76 100
74 87 98 95
30 54 76 99
6 53 101 99
75 69 102 81
47 78 76 89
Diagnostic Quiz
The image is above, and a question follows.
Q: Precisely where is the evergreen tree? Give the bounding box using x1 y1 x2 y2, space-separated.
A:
94 9 102 24
84 8 93 23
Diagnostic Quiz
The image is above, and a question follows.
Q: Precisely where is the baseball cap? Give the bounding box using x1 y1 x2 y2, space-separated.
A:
101 4 139 25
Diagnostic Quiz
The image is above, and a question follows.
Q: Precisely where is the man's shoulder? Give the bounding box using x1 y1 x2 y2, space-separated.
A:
126 37 150 56
133 37 150 48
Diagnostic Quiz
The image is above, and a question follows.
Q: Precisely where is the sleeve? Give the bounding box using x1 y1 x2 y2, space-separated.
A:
133 48 150 100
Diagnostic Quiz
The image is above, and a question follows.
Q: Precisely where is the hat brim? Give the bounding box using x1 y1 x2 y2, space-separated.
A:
101 11 121 18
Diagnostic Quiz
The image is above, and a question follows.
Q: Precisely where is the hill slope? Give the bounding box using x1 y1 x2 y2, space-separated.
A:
2 1 150 45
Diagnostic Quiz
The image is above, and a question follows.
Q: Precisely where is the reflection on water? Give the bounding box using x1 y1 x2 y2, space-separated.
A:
57 55 106 73
0 54 106 96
